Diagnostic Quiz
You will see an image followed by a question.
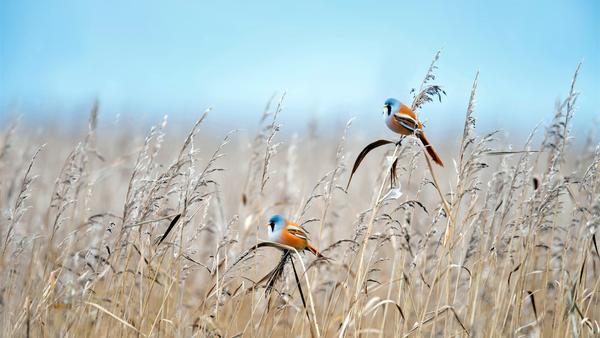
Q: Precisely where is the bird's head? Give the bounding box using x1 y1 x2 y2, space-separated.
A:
383 98 400 116
267 214 285 232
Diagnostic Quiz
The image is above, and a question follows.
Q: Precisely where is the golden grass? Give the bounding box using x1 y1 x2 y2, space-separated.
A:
0 59 598 337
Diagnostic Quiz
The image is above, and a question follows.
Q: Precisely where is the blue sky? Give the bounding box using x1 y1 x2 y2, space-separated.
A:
1 0 598 135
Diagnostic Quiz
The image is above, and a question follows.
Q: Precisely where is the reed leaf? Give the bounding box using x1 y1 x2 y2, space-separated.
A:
346 139 394 190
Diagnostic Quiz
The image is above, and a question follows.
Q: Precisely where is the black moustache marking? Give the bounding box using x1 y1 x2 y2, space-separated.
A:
269 222 275 231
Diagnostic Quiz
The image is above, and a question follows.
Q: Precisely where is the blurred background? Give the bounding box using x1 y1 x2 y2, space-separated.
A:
1 0 598 138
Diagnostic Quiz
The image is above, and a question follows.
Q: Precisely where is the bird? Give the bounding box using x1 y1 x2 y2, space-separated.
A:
383 98 444 166
267 215 324 258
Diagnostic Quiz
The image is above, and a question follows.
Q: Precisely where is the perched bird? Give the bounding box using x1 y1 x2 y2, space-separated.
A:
383 98 444 166
267 215 324 258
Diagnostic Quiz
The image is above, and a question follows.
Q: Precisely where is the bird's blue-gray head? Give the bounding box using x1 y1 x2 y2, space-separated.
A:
383 98 400 116
268 215 285 231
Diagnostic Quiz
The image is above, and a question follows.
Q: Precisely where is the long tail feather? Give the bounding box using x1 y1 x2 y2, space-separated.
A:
418 132 444 166
306 244 324 258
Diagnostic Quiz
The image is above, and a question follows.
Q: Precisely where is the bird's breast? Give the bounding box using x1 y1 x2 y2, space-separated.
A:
268 228 280 242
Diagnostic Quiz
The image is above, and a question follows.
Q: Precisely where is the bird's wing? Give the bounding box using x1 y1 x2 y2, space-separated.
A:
393 113 419 133
399 103 418 119
286 225 309 241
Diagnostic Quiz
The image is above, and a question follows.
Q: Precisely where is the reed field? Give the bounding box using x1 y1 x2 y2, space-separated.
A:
0 59 598 337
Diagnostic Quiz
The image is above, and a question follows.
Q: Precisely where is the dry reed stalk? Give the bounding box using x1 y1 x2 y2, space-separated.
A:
0 59 598 337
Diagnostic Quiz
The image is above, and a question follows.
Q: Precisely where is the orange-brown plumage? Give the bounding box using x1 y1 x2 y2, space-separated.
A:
281 226 307 249
267 215 324 258
418 132 444 166
399 103 417 119
384 100 444 166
